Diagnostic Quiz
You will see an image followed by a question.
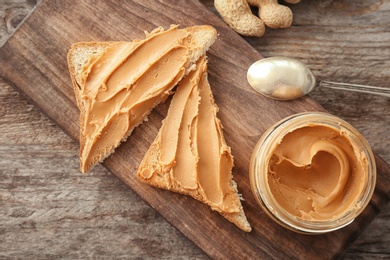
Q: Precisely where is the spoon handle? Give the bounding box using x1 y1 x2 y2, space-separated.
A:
319 80 390 98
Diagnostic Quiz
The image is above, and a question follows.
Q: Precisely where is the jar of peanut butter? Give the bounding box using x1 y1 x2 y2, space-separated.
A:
249 112 376 234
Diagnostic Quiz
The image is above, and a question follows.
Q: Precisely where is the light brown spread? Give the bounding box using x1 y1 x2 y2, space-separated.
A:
138 56 240 214
268 124 368 220
78 25 193 172
272 85 304 100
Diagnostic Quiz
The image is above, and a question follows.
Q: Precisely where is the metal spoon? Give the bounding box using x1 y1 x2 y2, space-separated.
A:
247 56 390 100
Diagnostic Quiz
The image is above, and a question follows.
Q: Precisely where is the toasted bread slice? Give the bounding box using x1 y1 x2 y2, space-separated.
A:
67 25 217 173
137 56 252 232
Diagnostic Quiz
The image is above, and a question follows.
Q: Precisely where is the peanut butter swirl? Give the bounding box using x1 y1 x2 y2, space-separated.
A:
268 125 368 220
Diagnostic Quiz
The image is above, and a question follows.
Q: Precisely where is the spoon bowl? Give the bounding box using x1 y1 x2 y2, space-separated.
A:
247 57 315 100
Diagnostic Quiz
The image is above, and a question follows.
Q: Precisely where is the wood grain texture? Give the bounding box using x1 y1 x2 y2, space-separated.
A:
202 0 390 258
0 80 206 259
0 0 389 259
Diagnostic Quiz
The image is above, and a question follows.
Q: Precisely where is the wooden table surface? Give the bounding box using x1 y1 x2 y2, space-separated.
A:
1 0 389 258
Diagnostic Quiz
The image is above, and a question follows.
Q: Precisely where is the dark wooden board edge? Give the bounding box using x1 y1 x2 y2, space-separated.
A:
1 0 389 258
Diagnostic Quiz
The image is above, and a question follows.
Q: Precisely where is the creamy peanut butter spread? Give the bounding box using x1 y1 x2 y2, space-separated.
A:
78 26 193 173
138 56 240 214
272 85 304 100
268 124 368 220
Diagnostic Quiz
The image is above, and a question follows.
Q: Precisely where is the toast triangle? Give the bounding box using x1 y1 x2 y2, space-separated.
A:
137 56 252 232
67 25 217 173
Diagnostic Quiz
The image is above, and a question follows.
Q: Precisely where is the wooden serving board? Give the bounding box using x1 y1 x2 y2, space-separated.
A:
1 0 389 258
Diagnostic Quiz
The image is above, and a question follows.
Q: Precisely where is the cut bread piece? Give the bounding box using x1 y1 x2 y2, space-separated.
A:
67 25 217 173
137 56 252 232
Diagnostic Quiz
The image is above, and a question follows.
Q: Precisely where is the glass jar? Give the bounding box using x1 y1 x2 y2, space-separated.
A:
249 112 376 234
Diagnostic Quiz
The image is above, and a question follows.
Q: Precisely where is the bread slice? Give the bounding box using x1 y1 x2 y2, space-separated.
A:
67 25 217 173
137 56 252 232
